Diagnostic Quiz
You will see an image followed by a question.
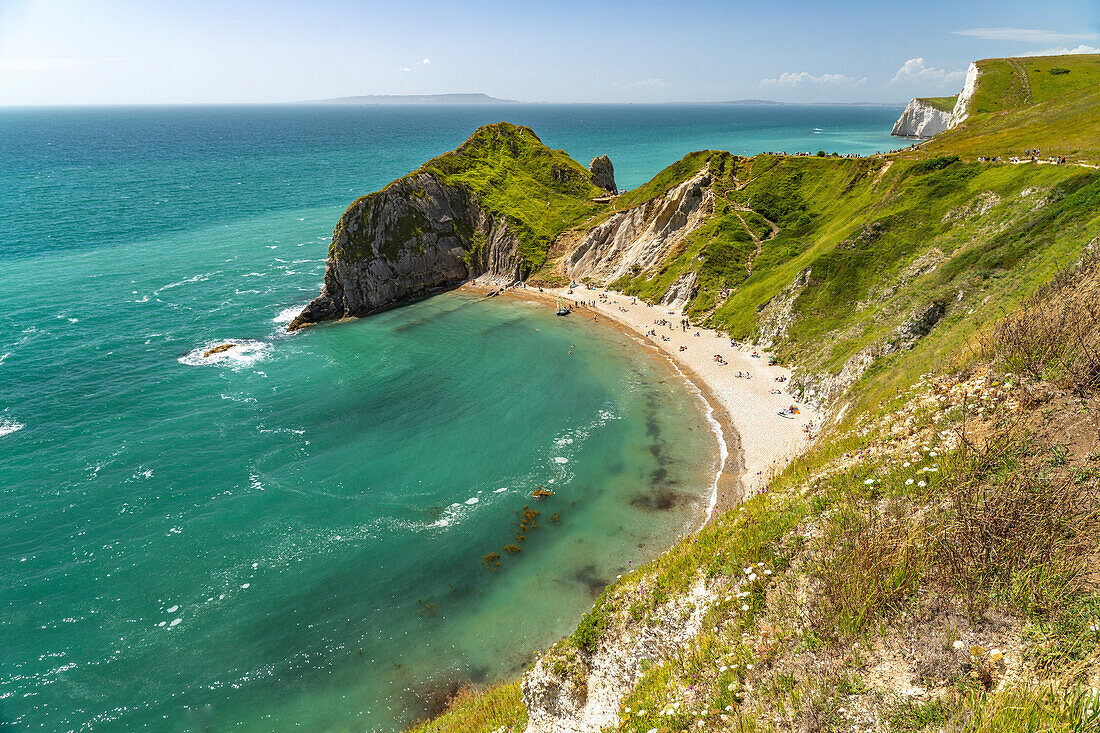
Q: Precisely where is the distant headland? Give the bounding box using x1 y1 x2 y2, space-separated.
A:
307 92 517 105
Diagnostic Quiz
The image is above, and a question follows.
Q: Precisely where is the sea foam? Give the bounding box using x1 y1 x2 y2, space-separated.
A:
0 418 25 437
178 339 270 370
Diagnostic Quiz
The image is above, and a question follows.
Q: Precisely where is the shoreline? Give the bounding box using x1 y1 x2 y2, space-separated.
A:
460 279 815 524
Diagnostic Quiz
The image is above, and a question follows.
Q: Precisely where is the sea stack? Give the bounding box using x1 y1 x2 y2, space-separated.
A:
589 155 617 194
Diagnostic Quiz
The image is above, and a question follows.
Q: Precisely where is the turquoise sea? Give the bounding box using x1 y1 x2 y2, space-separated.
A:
0 104 907 731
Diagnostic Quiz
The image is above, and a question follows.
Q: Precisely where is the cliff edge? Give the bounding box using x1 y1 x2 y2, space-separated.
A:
891 96 955 137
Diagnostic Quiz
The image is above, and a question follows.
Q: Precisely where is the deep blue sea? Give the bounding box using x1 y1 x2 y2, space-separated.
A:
0 104 906 731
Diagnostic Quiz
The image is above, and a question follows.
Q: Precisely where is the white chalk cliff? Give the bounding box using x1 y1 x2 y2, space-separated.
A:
949 62 980 129
891 98 952 138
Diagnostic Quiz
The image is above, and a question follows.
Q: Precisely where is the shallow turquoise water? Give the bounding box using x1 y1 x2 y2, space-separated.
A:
0 104 907 731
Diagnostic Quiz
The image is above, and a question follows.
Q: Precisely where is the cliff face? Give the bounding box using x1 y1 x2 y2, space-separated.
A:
949 62 980 128
288 173 524 330
562 171 714 286
891 98 952 137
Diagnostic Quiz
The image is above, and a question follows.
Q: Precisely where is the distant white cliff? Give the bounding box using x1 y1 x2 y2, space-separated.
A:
891 98 953 138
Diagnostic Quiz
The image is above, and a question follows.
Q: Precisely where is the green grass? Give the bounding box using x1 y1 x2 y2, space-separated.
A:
966 54 1100 116
920 83 1100 161
917 95 958 113
420 123 605 272
403 680 527 733
335 122 604 274
386 62 1100 732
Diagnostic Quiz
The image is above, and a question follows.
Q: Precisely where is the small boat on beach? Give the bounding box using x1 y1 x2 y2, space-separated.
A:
555 296 570 316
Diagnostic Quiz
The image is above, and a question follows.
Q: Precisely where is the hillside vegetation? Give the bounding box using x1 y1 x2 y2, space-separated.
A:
418 122 605 271
923 83 1100 161
965 54 1100 116
403 56 1100 732
917 96 958 113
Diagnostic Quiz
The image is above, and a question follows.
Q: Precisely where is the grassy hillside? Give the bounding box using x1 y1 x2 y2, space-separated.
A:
965 54 1100 115
921 83 1100 161
720 157 1098 401
916 95 957 113
418 122 605 271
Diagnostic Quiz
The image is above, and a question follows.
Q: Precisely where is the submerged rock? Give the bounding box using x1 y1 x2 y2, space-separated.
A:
202 343 235 358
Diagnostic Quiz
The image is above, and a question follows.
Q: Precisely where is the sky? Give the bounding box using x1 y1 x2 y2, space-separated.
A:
0 0 1097 105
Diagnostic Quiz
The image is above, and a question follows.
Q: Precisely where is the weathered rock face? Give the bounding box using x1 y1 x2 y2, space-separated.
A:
795 300 946 407
288 172 523 330
659 270 698 308
563 171 713 284
756 266 812 348
522 578 714 733
891 98 952 138
949 62 980 129
589 155 616 193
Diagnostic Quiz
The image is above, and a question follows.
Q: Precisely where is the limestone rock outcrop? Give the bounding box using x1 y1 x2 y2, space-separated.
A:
288 172 523 330
891 98 952 138
563 171 713 284
589 155 617 193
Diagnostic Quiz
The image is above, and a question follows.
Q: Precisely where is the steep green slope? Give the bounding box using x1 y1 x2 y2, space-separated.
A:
923 83 1100 160
716 157 1098 386
966 54 1100 115
417 122 605 270
401 57 1100 733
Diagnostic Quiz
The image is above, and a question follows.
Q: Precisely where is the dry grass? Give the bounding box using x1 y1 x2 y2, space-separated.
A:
986 253 1100 394
935 427 1100 618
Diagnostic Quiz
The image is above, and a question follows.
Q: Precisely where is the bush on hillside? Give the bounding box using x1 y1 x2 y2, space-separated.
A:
912 155 961 174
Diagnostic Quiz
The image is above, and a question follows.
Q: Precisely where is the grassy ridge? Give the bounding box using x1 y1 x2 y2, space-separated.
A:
921 84 1100 161
420 123 605 272
966 54 1100 115
916 95 958 113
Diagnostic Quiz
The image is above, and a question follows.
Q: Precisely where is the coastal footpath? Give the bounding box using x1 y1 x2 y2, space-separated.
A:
290 53 1100 733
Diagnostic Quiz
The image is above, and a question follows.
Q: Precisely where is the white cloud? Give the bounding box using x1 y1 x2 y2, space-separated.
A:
890 57 966 85
952 28 1099 43
0 57 90 71
399 66 411 72
1018 44 1100 57
627 78 666 88
420 58 430 65
760 71 865 86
